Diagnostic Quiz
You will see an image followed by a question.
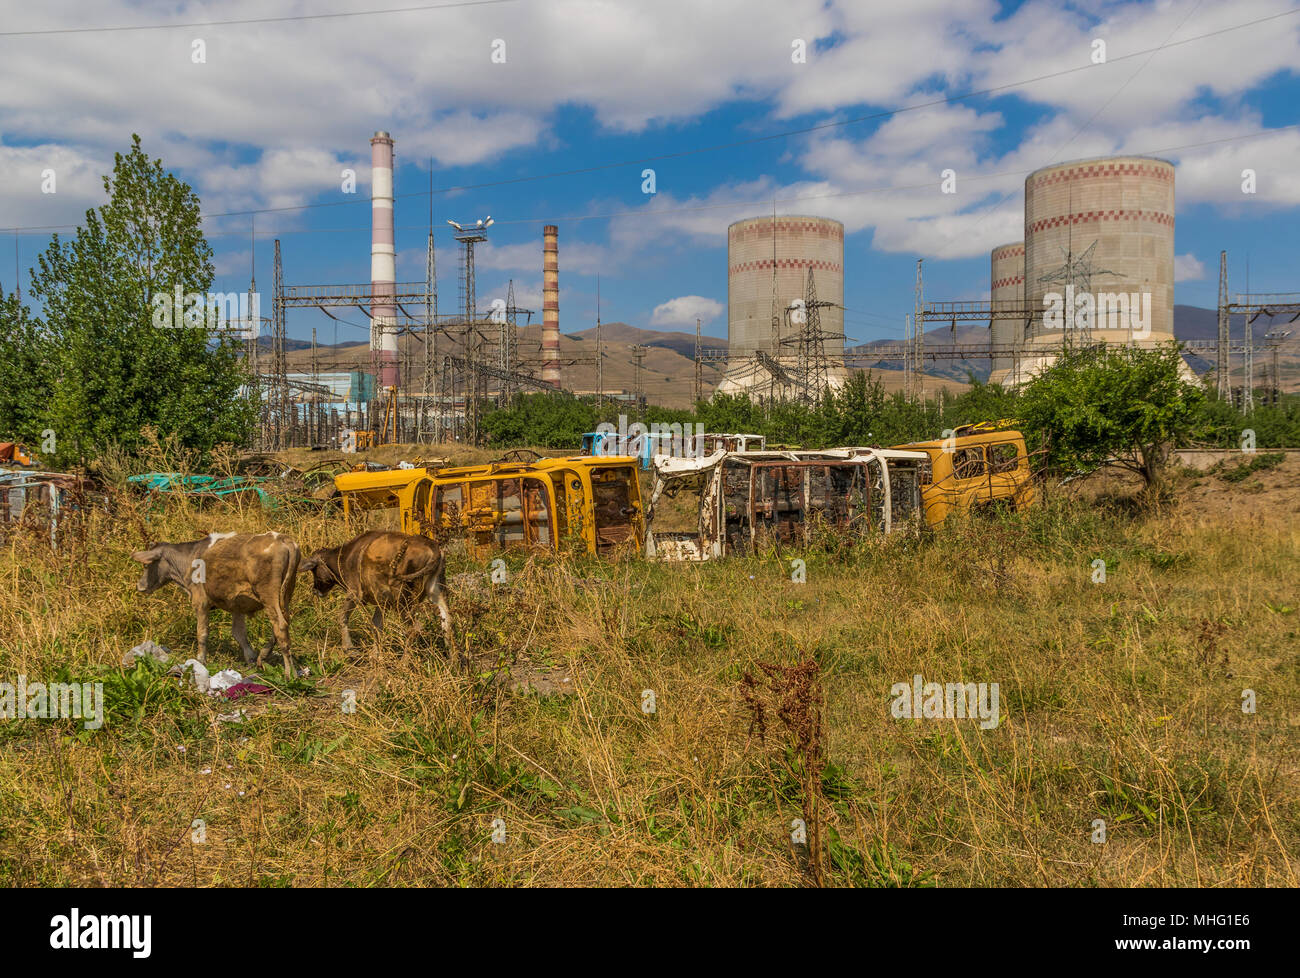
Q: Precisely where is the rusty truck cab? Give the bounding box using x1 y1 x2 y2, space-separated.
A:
645 447 926 561
335 456 644 559
891 426 1038 527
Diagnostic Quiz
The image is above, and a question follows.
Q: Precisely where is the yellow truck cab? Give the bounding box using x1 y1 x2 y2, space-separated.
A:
335 456 645 559
892 423 1038 526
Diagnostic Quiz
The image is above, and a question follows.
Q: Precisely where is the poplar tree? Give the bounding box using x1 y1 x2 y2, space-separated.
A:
25 134 254 465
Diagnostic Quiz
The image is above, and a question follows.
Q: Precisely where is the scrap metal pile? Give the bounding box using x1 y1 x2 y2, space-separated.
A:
125 455 423 511
0 468 111 548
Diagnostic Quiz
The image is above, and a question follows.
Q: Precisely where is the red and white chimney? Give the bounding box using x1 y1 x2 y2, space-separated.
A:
370 131 398 388
542 224 560 387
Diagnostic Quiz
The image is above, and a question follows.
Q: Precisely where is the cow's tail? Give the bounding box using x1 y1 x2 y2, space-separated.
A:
281 540 301 612
425 550 447 601
398 548 445 595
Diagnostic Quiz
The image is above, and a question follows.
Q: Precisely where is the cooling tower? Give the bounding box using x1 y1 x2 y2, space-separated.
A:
719 215 845 395
1020 155 1177 378
370 131 398 387
988 241 1023 386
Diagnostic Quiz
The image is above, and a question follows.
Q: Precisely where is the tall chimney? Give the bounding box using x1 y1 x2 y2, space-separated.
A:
542 224 560 387
370 131 398 388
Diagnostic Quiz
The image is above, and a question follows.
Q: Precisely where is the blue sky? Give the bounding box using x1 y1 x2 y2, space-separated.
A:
2 0 1298 346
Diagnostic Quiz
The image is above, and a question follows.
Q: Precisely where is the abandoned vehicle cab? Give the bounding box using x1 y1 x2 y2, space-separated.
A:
335 457 646 559
644 448 927 561
581 430 677 471
697 433 767 454
891 426 1038 527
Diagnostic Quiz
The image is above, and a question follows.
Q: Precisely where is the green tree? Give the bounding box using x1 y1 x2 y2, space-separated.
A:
26 134 254 465
1192 394 1300 449
481 392 596 448
0 287 51 442
945 378 1021 433
697 393 768 437
1018 343 1203 491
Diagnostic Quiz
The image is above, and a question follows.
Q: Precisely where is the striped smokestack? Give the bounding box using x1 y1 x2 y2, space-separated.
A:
370 131 398 387
542 224 560 386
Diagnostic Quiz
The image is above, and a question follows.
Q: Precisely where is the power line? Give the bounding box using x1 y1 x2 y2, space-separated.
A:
0 0 521 38
185 6 1300 221
244 120 1300 230
3 121 1298 239
924 0 1209 264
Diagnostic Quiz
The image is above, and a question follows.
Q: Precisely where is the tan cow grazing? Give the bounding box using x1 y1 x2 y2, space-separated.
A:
301 530 458 664
130 531 301 678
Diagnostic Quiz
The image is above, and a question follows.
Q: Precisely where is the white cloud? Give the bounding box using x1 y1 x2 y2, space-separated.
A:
478 239 608 276
2 0 1297 267
0 142 111 232
199 147 359 215
1174 253 1206 281
402 112 548 168
650 295 724 327
213 248 252 277
971 0 1300 134
0 0 836 199
510 284 545 311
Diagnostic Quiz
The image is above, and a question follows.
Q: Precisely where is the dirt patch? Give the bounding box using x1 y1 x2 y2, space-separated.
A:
495 657 576 697
1062 452 1300 522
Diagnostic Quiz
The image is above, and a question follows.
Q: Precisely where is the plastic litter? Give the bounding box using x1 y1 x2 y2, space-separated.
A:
223 681 273 700
122 640 172 668
207 669 243 694
173 659 211 693
171 661 244 696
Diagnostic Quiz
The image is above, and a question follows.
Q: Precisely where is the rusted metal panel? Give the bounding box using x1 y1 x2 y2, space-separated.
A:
591 466 637 549
0 470 110 549
646 448 924 561
337 457 644 559
748 461 873 544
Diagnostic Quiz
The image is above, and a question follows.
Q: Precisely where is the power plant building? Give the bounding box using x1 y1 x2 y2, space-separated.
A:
987 242 1024 386
994 155 1185 385
719 215 847 395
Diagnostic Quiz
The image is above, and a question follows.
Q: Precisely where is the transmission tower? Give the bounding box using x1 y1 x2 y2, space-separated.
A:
694 317 702 404
246 227 262 445
1217 251 1230 401
1244 299 1255 412
271 239 288 449
903 314 911 399
422 229 437 438
632 345 647 413
801 268 831 401
779 268 839 404
501 279 515 402
913 259 924 402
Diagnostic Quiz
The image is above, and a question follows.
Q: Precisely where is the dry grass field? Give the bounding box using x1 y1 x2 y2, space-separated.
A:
1 450 1296 887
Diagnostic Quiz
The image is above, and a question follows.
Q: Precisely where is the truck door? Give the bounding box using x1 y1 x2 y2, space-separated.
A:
590 466 640 553
751 463 808 544
986 441 1023 507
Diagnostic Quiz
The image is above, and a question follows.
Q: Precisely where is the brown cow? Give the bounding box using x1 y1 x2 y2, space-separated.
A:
301 530 458 663
130 531 301 677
